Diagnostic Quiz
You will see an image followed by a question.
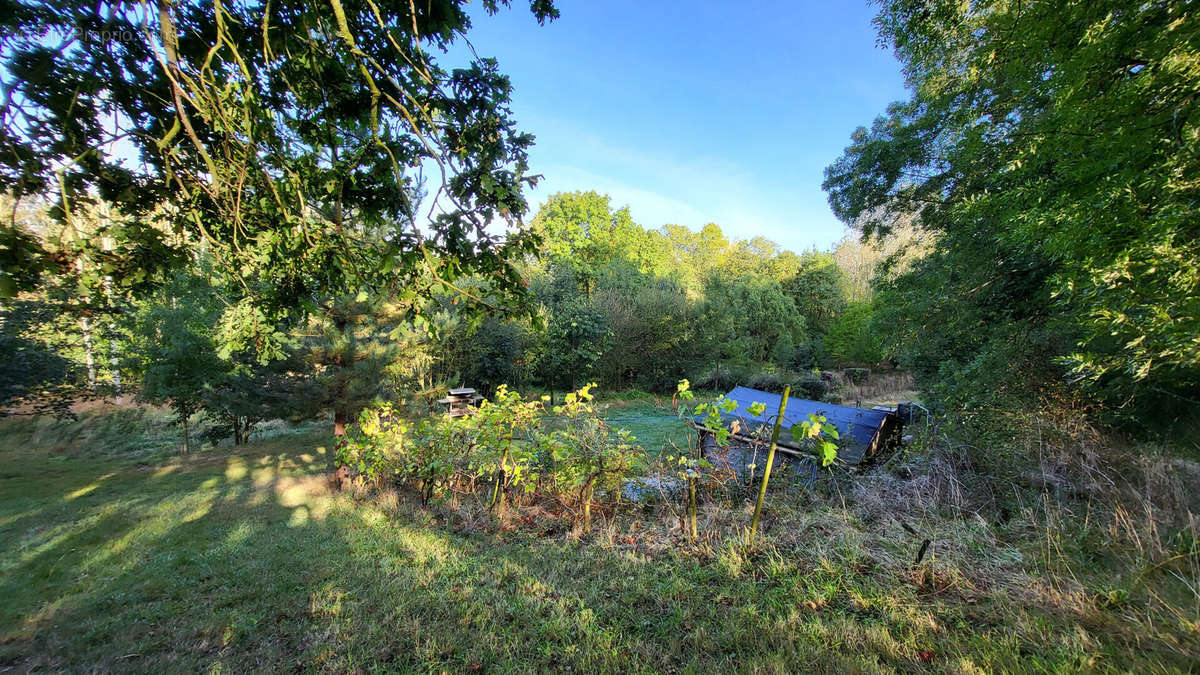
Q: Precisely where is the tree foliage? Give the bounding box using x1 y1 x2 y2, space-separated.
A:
825 0 1200 419
0 0 556 345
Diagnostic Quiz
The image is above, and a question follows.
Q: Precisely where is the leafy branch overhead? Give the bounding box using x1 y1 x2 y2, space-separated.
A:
0 0 558 331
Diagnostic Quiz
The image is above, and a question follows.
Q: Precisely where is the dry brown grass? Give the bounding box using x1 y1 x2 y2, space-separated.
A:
828 369 919 408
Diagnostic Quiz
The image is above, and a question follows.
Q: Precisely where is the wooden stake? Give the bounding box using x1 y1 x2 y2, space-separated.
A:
749 385 790 544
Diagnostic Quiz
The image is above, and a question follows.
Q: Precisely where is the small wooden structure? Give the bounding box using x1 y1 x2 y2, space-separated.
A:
437 387 483 417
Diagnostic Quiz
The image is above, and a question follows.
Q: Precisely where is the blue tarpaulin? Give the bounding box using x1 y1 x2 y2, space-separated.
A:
696 386 892 460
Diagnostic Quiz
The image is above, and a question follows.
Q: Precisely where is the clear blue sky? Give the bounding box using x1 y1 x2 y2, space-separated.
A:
455 0 908 252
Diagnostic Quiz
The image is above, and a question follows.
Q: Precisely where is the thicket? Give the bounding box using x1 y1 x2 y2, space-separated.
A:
336 379 846 542
824 0 1199 430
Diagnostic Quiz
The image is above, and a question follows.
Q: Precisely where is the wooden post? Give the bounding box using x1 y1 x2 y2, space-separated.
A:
749 385 790 544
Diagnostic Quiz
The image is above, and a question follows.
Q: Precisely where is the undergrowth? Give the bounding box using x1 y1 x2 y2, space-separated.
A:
0 402 1196 672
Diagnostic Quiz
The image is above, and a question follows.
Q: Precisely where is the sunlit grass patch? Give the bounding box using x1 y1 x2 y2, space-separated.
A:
0 412 1195 672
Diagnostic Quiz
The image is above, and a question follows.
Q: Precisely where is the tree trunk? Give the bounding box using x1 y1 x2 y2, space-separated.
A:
103 274 121 398
76 258 97 390
334 408 348 438
182 413 190 454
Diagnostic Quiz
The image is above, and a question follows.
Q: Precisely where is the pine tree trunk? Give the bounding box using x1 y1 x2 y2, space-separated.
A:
182 413 190 454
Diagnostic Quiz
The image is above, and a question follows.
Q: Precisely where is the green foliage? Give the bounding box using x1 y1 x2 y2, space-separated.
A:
793 373 830 402
130 274 225 451
843 368 870 384
3 0 555 360
0 298 82 414
694 363 743 393
594 284 701 391
672 382 740 539
782 252 849 336
740 370 830 402
701 275 806 366
535 297 610 393
200 351 323 446
339 404 410 484
545 383 640 531
792 414 839 467
827 301 886 365
825 0 1200 421
532 191 669 293
474 385 544 504
340 383 639 524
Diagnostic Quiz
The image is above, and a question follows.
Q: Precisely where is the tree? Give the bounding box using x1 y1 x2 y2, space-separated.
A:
1 0 558 437
593 284 701 392
298 295 413 442
202 349 322 446
701 275 806 366
782 251 848 336
531 191 668 294
826 301 885 366
535 297 609 395
0 298 80 415
132 277 224 453
830 216 927 303
824 0 1200 420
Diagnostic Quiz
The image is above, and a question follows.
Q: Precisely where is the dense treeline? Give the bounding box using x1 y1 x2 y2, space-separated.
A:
1 188 903 445
442 190 895 396
1 0 1195 449
825 0 1199 426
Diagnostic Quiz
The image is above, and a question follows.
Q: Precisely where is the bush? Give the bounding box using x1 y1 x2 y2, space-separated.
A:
340 384 641 526
791 338 831 370
795 373 830 401
339 404 409 485
746 370 793 395
844 367 870 384
543 383 641 532
694 363 744 393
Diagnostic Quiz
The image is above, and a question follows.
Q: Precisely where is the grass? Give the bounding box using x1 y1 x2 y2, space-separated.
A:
599 398 692 459
1 405 1196 672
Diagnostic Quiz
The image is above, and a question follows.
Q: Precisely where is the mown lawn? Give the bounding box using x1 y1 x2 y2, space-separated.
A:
0 413 1193 673
600 399 692 459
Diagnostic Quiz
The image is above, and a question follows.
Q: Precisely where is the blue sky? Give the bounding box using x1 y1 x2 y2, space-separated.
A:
455 1 909 252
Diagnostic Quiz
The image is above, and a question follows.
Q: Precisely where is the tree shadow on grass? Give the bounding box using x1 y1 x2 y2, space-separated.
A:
1 436 1188 673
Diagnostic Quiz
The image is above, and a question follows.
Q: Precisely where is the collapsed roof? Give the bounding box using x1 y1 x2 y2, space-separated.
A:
695 386 902 464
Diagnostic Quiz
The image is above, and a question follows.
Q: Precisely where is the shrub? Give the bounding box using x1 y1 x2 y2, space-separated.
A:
339 403 409 485
409 413 479 502
795 374 830 401
472 385 544 511
845 367 870 384
695 363 743 392
746 370 793 394
542 383 641 533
